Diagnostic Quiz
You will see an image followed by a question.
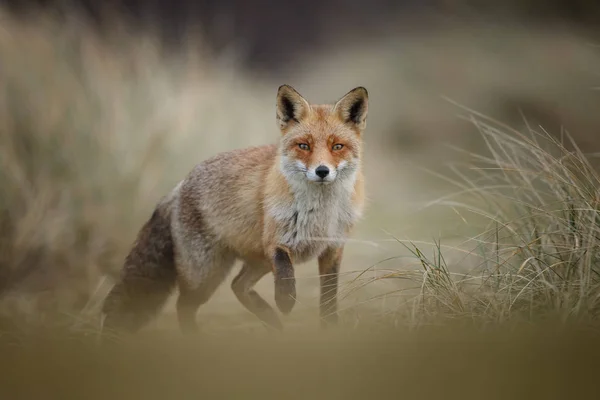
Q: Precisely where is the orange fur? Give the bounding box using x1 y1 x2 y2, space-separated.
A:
102 85 369 333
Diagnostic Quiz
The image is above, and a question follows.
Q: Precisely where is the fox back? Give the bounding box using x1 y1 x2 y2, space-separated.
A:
173 85 367 263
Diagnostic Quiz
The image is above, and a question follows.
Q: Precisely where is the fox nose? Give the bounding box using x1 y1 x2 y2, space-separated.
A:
315 165 330 179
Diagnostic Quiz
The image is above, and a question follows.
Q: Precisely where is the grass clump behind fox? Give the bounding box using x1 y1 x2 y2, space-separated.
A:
363 111 600 329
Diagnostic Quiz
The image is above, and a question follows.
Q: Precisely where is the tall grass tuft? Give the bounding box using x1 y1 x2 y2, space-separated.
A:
371 110 600 329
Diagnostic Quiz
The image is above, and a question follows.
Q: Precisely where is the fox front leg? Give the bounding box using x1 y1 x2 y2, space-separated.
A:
272 247 296 314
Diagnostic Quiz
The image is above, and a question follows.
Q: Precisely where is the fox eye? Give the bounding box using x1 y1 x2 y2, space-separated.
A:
298 143 310 151
332 144 344 151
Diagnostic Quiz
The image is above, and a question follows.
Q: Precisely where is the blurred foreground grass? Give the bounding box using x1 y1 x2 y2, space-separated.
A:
1 322 599 399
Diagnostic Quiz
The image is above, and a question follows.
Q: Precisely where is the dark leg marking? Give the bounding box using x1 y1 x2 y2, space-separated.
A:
273 247 296 315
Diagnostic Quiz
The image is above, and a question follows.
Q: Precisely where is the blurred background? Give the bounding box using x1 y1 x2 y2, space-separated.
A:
3 2 600 398
1 0 600 330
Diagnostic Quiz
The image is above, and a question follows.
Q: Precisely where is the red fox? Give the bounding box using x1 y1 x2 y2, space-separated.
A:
101 85 368 333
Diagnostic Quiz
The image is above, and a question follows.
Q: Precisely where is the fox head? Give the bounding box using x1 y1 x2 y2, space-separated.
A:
275 85 368 187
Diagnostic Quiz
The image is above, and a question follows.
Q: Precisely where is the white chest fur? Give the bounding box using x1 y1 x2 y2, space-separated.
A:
267 183 357 262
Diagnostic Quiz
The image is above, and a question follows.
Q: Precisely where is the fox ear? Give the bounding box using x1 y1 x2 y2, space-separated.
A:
334 87 369 131
276 84 310 130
